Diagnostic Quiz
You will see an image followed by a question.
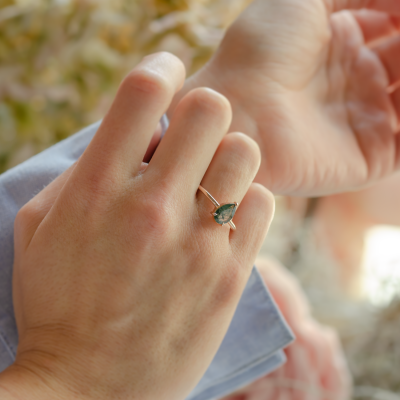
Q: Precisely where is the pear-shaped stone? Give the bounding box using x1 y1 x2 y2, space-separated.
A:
214 203 237 225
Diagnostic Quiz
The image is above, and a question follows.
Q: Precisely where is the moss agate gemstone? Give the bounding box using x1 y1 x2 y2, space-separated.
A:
214 203 237 225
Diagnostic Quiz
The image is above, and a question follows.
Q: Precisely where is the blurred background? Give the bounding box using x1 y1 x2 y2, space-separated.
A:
1 0 400 399
0 0 248 171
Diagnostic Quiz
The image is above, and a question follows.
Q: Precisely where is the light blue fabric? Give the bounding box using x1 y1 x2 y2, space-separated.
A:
0 119 294 400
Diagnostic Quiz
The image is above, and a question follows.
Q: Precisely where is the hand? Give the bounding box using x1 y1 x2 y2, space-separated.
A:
221 258 351 400
0 53 274 400
172 0 400 196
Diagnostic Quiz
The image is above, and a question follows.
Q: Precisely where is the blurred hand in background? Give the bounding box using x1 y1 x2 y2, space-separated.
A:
175 0 400 196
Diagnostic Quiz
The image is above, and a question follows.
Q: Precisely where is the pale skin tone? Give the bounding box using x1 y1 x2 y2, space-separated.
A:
1 0 400 397
0 53 274 400
171 0 400 196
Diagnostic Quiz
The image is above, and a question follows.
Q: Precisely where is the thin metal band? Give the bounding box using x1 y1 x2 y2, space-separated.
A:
198 185 236 230
198 185 220 208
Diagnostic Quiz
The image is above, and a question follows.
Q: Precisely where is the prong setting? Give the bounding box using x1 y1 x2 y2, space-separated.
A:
198 185 238 231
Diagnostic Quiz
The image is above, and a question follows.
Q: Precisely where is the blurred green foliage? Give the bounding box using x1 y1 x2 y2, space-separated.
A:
0 0 246 171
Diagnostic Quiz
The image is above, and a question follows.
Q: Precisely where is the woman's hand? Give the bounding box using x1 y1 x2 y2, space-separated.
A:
172 0 400 196
0 52 274 400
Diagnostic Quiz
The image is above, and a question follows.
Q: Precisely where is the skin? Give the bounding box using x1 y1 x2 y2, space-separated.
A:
170 0 400 196
2 0 400 397
0 53 275 400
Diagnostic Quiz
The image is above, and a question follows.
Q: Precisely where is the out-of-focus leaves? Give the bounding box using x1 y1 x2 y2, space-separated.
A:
0 0 247 171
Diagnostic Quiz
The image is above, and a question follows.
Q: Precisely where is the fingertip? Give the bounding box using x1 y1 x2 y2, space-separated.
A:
136 52 187 94
247 182 276 223
118 52 186 109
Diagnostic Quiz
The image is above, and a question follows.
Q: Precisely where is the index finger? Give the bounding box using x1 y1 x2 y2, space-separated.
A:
70 52 185 192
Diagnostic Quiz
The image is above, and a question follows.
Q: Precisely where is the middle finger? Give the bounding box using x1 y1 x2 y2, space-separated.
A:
146 87 232 195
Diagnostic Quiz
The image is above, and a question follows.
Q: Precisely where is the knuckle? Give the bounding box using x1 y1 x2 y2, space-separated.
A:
135 193 176 238
188 87 232 122
14 203 40 239
222 133 261 170
83 170 116 199
15 204 34 229
122 68 171 100
72 181 116 216
146 203 171 232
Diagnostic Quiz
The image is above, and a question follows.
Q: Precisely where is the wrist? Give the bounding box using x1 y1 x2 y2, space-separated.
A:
0 343 159 400
0 353 90 400
0 363 66 400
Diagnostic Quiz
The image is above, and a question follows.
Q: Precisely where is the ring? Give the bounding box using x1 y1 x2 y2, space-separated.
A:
198 185 238 231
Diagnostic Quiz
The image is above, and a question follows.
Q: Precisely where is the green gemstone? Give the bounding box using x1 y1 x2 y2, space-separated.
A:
214 203 237 225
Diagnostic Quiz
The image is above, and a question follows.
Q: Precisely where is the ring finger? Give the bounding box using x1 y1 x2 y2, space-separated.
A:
197 132 261 233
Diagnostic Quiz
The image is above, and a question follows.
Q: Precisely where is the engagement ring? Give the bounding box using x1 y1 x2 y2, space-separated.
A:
198 185 238 231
